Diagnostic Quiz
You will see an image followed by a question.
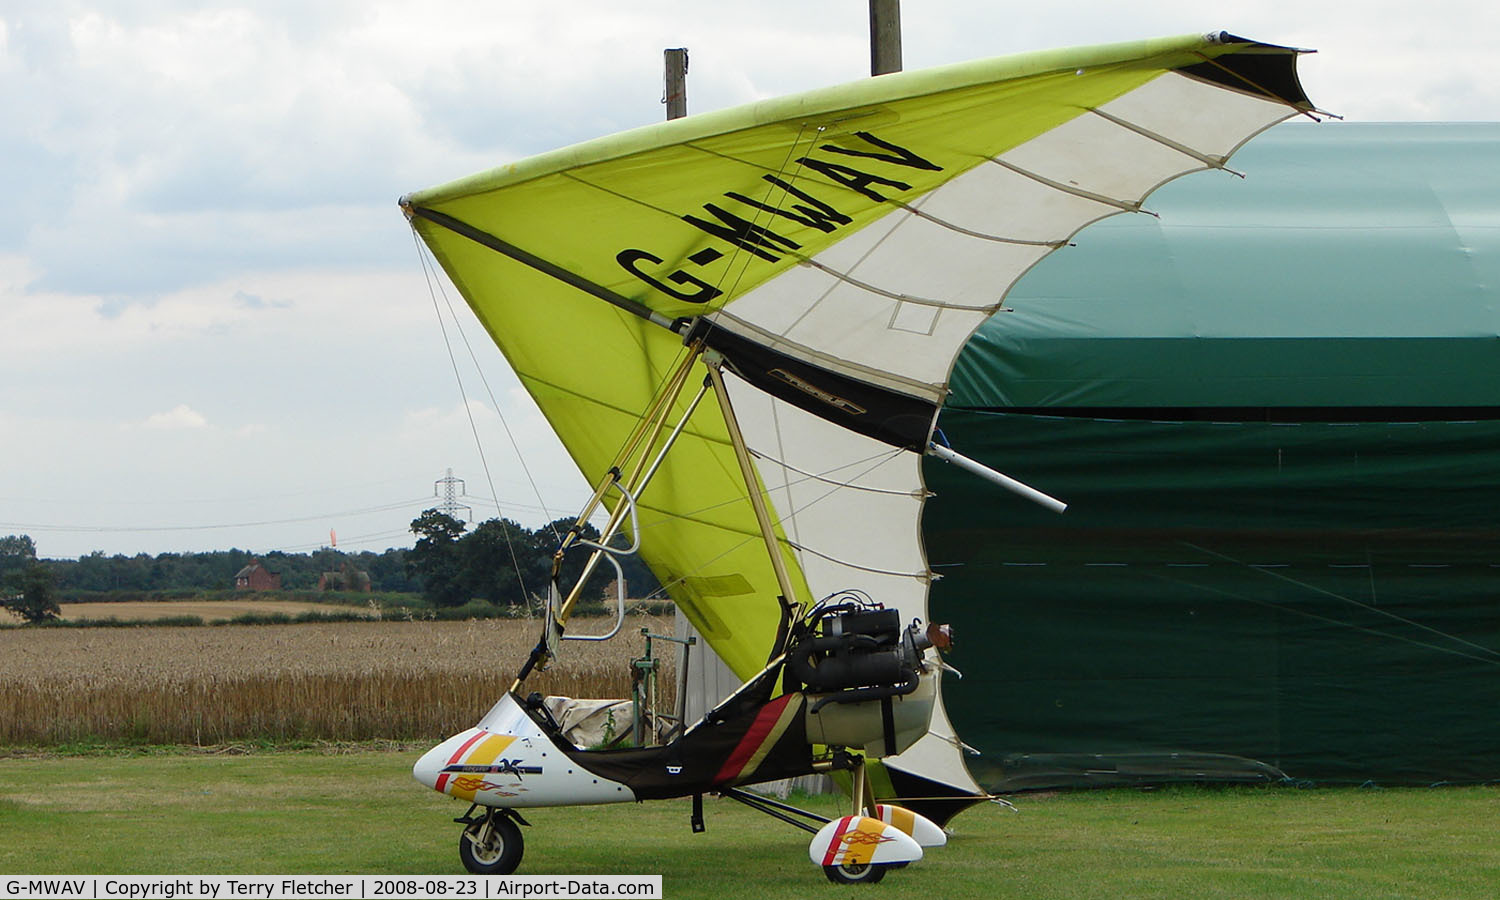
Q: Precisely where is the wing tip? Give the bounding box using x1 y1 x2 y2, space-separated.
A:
1186 32 1316 111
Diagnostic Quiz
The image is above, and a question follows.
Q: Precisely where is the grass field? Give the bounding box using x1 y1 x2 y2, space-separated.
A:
0 617 674 746
4 614 1498 898
0 749 1496 898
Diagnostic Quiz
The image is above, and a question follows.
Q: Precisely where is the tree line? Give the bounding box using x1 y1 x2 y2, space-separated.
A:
406 511 661 610
2 512 663 622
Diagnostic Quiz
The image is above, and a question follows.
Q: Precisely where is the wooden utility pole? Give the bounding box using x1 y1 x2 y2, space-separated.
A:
869 0 902 75
664 48 689 119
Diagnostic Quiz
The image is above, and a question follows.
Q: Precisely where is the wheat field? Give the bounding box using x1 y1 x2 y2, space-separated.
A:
54 599 374 623
0 616 676 747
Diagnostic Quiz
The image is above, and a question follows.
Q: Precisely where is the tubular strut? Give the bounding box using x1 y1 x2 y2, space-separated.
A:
720 788 832 835
704 355 804 632
514 346 708 687
927 441 1067 513
552 346 702 612
403 203 682 333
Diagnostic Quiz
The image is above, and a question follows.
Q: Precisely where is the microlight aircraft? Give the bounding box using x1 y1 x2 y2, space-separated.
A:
403 31 1316 883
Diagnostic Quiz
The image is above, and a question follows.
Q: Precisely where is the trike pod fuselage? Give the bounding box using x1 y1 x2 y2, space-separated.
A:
414 693 636 808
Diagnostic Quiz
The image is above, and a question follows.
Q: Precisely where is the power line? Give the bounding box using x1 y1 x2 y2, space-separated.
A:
0 497 434 534
0 489 600 539
0 476 435 507
277 529 416 553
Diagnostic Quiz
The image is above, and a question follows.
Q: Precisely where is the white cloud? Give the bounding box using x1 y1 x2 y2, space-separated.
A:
9 0 1499 300
2 0 1498 558
141 403 208 430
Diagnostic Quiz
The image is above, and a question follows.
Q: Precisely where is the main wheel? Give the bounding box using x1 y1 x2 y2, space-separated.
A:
458 813 524 875
823 862 888 885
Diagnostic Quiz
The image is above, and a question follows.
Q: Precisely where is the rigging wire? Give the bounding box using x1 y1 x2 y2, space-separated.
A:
697 125 943 590
420 236 562 535
703 122 819 331
1179 541 1500 666
683 123 837 596
523 123 826 564
939 542 1500 669
401 127 915 607
1141 566 1500 670
617 442 929 601
766 441 930 579
412 227 532 599
747 447 923 495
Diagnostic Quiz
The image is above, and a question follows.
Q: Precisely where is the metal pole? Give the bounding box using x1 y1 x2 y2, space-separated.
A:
869 0 902 76
664 48 689 119
705 359 802 611
674 634 695 739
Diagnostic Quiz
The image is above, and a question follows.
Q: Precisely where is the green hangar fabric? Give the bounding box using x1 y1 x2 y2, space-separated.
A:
928 122 1500 789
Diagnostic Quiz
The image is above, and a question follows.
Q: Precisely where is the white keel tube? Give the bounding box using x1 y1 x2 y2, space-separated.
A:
927 442 1068 514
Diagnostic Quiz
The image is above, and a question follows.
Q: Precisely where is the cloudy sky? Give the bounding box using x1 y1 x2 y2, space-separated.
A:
2 0 1496 560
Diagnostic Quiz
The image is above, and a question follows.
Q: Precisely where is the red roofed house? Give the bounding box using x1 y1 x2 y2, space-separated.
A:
233 559 282 592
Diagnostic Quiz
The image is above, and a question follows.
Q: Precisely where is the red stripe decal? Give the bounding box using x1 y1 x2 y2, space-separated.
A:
821 816 855 867
435 730 489 793
713 694 795 785
448 730 489 764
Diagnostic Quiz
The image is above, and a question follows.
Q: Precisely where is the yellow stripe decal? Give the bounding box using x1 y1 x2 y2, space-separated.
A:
838 817 890 866
734 694 805 782
448 733 517 803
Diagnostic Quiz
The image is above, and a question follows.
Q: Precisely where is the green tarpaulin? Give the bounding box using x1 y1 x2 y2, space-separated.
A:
928 122 1500 790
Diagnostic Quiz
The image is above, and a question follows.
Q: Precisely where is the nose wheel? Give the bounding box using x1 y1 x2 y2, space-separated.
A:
458 809 525 875
824 861 889 885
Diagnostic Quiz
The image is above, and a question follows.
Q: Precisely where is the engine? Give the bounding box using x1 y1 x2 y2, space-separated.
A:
783 596 946 757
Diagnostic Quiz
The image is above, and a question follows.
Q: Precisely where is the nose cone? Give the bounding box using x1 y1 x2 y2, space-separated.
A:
413 727 484 793
412 741 448 791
